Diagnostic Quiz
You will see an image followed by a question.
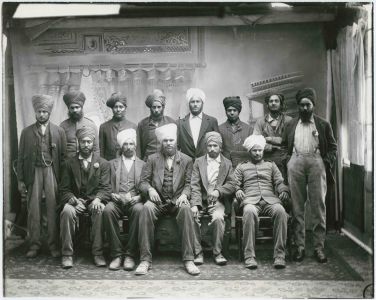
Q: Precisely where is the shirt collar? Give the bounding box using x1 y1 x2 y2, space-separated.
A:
78 153 93 162
266 114 280 123
37 121 49 127
207 154 221 163
190 112 203 120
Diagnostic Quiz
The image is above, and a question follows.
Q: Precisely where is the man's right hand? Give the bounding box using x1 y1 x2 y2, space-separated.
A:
235 190 245 202
148 188 161 205
18 181 27 196
68 197 78 206
111 193 122 204
191 205 199 218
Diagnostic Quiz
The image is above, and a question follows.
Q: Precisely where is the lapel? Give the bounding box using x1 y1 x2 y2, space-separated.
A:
216 155 227 186
198 156 209 191
31 123 39 140
87 153 100 189
134 157 143 186
172 152 183 193
289 118 300 146
197 113 210 145
156 153 165 186
71 156 82 190
313 115 324 148
181 114 193 140
113 157 122 193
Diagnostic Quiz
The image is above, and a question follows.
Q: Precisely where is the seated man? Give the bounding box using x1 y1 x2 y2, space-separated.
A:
103 129 145 271
59 127 111 269
190 132 235 266
233 135 289 269
138 123 199 276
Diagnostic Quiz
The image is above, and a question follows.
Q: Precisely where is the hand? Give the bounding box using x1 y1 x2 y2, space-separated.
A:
129 195 142 206
176 194 189 207
264 143 273 152
279 191 289 202
148 188 161 205
75 200 86 214
191 205 199 218
18 181 27 196
236 190 245 202
208 190 220 206
111 193 122 204
91 198 105 214
265 137 272 142
68 197 78 206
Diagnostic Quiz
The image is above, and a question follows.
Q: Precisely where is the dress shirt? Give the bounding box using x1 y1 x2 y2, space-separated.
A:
78 153 93 169
189 112 203 148
38 122 48 135
206 154 221 192
266 114 279 129
166 155 175 170
293 116 319 154
122 155 136 172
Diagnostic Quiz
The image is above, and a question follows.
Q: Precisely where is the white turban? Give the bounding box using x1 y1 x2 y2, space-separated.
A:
155 123 177 142
186 88 206 103
117 128 137 147
243 135 267 151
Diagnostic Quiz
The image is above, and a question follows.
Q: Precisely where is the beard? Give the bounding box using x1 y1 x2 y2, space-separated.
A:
162 145 177 157
122 149 135 158
208 151 220 159
299 111 313 122
68 111 83 121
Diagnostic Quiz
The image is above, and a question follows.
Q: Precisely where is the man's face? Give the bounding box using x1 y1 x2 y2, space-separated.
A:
267 95 282 113
189 97 203 116
150 101 164 119
35 109 50 124
112 102 126 119
68 103 83 121
161 138 177 156
298 98 314 122
207 141 221 159
226 106 240 123
121 140 136 158
78 137 94 157
249 145 264 163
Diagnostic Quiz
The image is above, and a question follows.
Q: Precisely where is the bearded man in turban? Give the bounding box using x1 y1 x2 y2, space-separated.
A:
137 89 175 161
219 96 253 160
138 124 199 276
233 135 289 270
59 126 111 269
17 95 66 258
190 132 235 266
102 129 145 271
99 93 137 161
60 91 99 158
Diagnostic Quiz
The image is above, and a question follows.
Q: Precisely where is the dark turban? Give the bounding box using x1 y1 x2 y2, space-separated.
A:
32 94 54 113
296 88 316 106
63 91 86 108
223 96 242 112
145 89 166 108
76 126 96 141
205 131 222 147
106 92 127 108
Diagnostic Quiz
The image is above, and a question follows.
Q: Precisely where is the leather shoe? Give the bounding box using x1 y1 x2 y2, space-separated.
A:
314 249 328 263
244 257 258 269
93 255 106 267
123 256 136 271
214 253 227 266
135 261 151 275
273 256 286 269
194 253 204 265
50 249 61 258
109 257 122 271
293 248 305 262
184 261 200 276
62 256 73 269
26 249 39 258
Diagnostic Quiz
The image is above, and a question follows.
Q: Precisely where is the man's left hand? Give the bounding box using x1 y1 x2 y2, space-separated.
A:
129 195 142 206
91 198 105 214
176 194 189 207
208 190 220 205
279 191 289 202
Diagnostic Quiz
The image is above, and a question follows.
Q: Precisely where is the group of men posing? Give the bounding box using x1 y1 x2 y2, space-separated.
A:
17 86 337 276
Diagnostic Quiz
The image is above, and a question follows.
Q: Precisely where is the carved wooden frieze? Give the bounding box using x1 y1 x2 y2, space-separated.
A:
36 30 77 45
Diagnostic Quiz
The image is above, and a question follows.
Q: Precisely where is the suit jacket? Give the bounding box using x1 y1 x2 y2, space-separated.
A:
281 114 337 183
17 122 66 187
139 151 193 204
110 156 145 195
177 113 219 159
59 153 111 206
190 154 235 214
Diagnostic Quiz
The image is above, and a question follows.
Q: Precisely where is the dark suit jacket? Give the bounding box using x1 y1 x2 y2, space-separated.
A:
110 156 145 195
177 113 219 159
139 151 193 204
17 122 66 187
190 154 235 214
59 153 111 206
282 114 337 183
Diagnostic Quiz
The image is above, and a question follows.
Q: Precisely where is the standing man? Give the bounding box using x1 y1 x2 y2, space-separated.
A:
282 88 337 263
190 132 235 266
177 88 219 160
60 91 99 158
253 92 292 180
59 127 111 269
138 124 199 276
137 89 175 161
103 129 145 271
17 95 66 258
218 96 253 160
99 92 137 161
233 135 289 269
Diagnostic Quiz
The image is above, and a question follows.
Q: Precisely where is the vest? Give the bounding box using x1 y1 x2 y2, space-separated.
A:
79 161 90 199
161 162 174 202
119 161 137 196
35 126 52 167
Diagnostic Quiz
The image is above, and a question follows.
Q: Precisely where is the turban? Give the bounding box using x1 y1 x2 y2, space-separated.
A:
186 88 206 103
32 94 54 113
106 93 127 108
63 91 86 108
155 123 177 142
205 131 222 147
76 126 96 141
117 128 137 147
223 96 242 112
243 135 266 151
145 89 166 108
296 88 316 106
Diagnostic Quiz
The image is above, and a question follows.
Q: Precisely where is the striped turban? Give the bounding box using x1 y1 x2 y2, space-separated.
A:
63 91 86 107
106 92 127 108
145 89 166 108
205 131 222 147
76 126 96 141
32 94 54 113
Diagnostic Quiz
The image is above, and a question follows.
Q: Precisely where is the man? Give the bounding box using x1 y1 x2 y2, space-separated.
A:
99 93 137 161
253 92 292 180
103 129 145 271
177 88 219 160
218 96 253 159
137 89 175 161
233 135 289 269
282 88 337 263
59 127 111 269
17 95 66 258
60 91 99 158
138 124 199 276
190 132 235 266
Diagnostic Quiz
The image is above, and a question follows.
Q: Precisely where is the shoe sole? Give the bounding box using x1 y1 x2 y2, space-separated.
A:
123 266 135 271
194 261 204 265
245 265 258 269
109 266 121 271
274 265 286 269
62 265 73 269
215 261 228 266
